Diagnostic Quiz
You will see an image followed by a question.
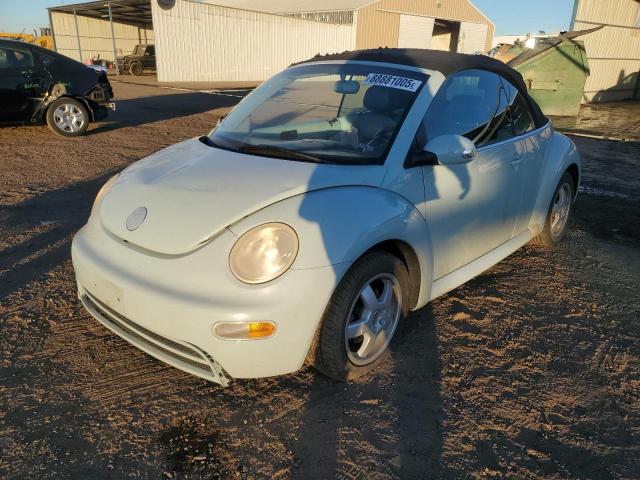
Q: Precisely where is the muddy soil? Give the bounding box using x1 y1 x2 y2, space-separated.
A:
1 83 639 479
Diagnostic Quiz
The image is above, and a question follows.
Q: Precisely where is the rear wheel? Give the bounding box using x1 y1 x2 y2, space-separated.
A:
129 61 143 76
532 172 575 246
46 97 89 137
309 251 410 381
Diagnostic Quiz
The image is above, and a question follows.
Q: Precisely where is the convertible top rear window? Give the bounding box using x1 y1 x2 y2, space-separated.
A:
207 63 429 165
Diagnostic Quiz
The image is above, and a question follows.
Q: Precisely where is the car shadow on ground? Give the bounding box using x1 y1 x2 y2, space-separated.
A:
87 91 248 135
151 305 445 479
0 172 115 304
288 305 443 479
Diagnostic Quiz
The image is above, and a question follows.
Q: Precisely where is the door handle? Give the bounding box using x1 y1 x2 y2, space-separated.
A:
511 156 524 166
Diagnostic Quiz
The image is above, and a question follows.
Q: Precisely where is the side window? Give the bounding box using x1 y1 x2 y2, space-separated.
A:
37 52 54 66
0 47 34 69
481 84 513 146
423 69 501 145
502 79 535 136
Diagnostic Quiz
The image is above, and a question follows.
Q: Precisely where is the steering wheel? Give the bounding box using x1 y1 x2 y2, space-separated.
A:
361 125 395 152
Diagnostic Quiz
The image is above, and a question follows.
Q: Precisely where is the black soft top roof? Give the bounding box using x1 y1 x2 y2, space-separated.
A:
296 48 546 127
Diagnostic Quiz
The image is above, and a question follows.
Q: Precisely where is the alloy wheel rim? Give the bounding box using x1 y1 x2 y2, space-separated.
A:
53 104 85 133
550 183 572 239
344 273 402 366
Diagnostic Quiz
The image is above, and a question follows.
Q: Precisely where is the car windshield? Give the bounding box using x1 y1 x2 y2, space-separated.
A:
207 63 429 165
133 45 145 56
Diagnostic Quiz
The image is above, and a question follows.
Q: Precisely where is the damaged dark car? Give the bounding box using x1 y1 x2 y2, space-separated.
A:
0 39 115 137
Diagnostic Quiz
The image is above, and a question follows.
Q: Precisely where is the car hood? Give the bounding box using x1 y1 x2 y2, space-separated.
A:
98 138 385 255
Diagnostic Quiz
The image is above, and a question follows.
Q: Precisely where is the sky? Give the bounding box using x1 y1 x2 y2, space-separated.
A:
473 0 575 35
0 0 576 36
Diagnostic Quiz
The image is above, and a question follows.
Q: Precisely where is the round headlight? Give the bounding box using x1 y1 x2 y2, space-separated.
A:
92 173 120 214
229 223 298 284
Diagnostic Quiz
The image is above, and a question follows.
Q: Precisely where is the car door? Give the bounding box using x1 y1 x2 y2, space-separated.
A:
0 45 38 123
418 69 523 279
143 45 155 69
500 77 548 235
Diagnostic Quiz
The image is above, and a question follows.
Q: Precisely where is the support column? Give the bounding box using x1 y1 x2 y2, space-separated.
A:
48 11 57 51
73 8 82 61
107 2 120 75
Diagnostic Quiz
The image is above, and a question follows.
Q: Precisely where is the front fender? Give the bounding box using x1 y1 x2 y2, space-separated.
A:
228 186 434 307
530 132 581 234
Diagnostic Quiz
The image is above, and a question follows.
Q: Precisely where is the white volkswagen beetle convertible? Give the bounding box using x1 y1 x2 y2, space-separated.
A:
73 49 580 386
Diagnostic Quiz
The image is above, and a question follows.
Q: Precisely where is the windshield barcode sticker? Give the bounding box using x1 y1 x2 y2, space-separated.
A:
364 74 422 92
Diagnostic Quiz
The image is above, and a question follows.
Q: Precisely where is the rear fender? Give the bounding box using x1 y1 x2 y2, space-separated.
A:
41 89 96 122
31 82 66 122
530 131 581 234
228 186 435 309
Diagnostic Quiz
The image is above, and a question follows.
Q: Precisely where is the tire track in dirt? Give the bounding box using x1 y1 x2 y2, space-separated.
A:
1 85 639 479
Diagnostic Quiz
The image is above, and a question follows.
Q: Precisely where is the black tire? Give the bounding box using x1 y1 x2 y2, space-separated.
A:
532 171 575 246
45 97 90 137
129 62 143 76
309 250 410 382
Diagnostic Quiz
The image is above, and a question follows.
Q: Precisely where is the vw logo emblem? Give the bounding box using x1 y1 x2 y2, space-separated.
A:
126 207 147 231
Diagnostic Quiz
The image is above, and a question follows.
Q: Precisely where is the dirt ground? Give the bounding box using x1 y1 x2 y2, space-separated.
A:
1 82 639 480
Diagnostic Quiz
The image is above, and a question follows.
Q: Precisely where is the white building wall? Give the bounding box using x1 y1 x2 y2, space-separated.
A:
397 14 434 49
572 0 640 102
51 11 153 63
457 21 488 54
152 0 357 82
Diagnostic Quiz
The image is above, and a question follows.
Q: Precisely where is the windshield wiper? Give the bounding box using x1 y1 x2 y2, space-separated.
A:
199 135 229 149
238 144 325 163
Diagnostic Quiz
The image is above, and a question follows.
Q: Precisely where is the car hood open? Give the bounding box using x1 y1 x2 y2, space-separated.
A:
98 137 385 255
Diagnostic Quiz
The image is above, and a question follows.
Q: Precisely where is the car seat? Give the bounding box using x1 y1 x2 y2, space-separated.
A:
351 86 411 143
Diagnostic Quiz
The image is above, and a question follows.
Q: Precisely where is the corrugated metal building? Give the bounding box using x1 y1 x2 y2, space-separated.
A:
49 0 154 63
571 0 640 102
214 0 494 54
152 0 356 82
355 0 494 53
48 0 357 81
48 0 494 83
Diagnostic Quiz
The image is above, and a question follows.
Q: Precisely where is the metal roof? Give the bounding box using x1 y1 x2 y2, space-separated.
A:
48 0 152 28
204 0 377 13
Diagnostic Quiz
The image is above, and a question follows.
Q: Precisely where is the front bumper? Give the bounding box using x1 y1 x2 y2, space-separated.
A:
72 220 347 385
79 288 231 384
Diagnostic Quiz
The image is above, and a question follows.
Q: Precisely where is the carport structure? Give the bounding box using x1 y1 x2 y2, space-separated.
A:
48 0 359 83
48 0 494 83
48 0 154 74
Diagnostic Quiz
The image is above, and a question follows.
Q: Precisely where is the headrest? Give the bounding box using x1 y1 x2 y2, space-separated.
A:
363 86 411 113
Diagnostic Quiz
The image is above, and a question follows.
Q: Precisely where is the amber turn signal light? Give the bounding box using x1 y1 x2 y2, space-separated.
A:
213 321 276 340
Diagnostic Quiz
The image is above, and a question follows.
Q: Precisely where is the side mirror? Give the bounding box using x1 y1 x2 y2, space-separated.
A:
408 134 476 167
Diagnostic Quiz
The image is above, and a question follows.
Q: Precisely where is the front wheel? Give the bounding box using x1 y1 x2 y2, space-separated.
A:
129 62 143 76
46 97 90 137
309 251 410 381
532 171 575 246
